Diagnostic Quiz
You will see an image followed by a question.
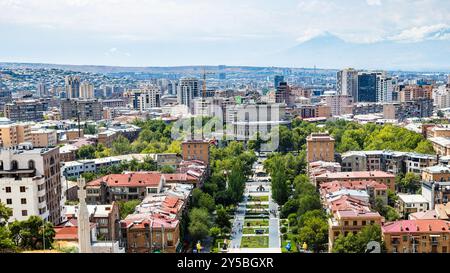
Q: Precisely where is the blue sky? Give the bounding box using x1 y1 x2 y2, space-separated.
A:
0 0 449 68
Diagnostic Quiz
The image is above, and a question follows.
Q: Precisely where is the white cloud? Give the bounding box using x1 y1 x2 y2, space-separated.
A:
391 24 450 42
366 0 382 6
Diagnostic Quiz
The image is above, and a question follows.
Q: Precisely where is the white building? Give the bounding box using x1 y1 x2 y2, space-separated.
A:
0 145 66 224
80 82 95 99
433 85 450 109
337 68 358 98
177 78 199 110
397 194 429 216
376 74 394 103
131 85 161 110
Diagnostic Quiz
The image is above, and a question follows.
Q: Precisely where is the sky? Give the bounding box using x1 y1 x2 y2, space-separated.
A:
0 0 449 69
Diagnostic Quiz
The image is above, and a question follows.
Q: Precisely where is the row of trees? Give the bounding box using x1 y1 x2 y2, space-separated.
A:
76 119 182 160
0 203 55 252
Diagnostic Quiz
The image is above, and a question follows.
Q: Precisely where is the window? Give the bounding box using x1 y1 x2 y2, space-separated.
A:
5 187 11 193
6 199 12 205
353 221 357 226
22 210 28 216
344 221 349 226
21 198 27 204
362 221 366 226
20 186 26 193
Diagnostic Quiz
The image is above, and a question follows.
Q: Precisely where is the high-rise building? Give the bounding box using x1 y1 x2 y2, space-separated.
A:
0 144 65 224
130 85 161 110
177 78 199 109
0 82 12 111
376 74 394 103
4 99 49 122
36 83 48 97
322 91 353 116
337 68 358 98
60 99 103 121
357 72 377 102
275 81 290 104
274 75 284 89
65 76 81 99
80 82 95 99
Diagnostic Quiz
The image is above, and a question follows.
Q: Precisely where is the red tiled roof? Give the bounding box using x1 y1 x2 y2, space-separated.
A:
163 173 197 182
88 172 162 187
320 180 387 195
382 220 450 234
54 226 78 241
316 171 395 179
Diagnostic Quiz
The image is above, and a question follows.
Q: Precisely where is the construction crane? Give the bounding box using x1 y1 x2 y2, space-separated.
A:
202 67 215 98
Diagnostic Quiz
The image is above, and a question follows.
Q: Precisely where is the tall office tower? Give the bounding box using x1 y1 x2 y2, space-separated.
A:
376 74 394 103
275 81 290 104
0 81 12 111
65 76 81 99
357 72 378 102
0 144 65 225
131 85 161 110
177 78 199 108
274 75 284 89
167 81 179 95
36 83 47 97
80 82 95 99
337 68 358 98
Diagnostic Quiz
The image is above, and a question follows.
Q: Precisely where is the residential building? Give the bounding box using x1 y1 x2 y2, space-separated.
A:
5 99 48 122
314 171 395 190
382 220 450 253
60 99 103 121
0 120 32 148
177 78 199 109
337 68 358 98
85 172 164 204
383 99 434 121
0 145 65 224
399 85 433 102
64 202 120 240
65 76 81 99
80 82 95 99
397 194 429 217
31 129 57 148
306 133 335 163
181 140 210 165
322 91 353 116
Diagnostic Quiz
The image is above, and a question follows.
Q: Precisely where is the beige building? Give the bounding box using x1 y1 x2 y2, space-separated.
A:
31 129 57 148
181 140 210 165
306 133 335 162
0 120 32 148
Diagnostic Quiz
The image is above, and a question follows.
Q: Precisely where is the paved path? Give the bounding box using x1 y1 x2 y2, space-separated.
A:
230 198 247 248
268 197 281 248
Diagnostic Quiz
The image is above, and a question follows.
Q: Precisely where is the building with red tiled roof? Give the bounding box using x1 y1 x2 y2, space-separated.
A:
314 171 395 191
382 219 450 253
86 172 163 204
320 180 388 205
120 213 180 253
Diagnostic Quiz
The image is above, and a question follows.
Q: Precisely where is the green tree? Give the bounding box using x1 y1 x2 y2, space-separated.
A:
271 158 289 206
227 161 246 204
77 145 96 159
215 206 231 230
111 135 131 155
9 216 55 250
118 200 141 219
188 208 211 242
0 202 12 226
198 193 216 212
333 225 382 253
297 216 328 253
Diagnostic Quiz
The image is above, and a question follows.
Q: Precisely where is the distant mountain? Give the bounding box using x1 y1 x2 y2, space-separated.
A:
270 33 450 72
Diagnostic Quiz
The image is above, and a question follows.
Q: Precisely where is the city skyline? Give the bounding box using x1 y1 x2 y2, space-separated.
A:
0 0 450 70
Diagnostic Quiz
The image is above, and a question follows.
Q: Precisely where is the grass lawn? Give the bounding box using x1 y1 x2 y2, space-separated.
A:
244 218 269 227
240 236 269 248
249 195 269 202
246 204 269 209
243 227 269 234
281 234 299 253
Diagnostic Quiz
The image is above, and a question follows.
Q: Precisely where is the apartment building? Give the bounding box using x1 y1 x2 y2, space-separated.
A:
306 133 335 163
85 172 164 204
397 194 429 217
181 140 210 165
4 99 49 122
314 171 395 191
382 220 450 253
0 120 32 148
31 129 57 148
0 144 65 224
60 99 103 121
